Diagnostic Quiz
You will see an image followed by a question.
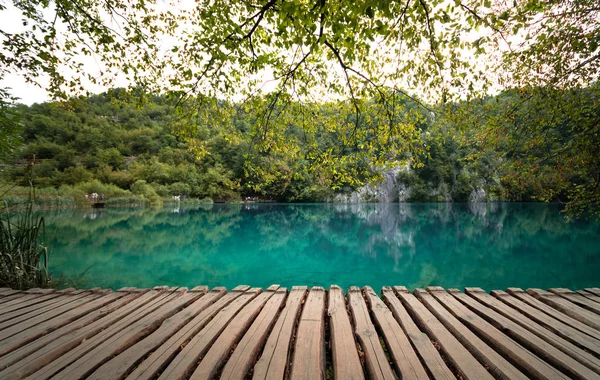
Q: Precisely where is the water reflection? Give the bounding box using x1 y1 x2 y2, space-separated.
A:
42 203 600 291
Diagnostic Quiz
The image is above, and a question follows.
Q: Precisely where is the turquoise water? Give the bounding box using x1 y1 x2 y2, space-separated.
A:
42 203 600 291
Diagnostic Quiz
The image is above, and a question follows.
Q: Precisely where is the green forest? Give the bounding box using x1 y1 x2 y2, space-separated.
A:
2 84 598 218
1 0 599 219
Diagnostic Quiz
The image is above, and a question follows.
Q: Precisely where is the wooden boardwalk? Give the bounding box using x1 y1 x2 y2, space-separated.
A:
0 286 599 379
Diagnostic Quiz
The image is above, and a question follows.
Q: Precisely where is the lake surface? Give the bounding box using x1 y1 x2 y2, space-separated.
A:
42 203 600 291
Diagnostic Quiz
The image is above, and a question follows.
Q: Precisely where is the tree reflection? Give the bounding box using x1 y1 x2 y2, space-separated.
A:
42 203 600 291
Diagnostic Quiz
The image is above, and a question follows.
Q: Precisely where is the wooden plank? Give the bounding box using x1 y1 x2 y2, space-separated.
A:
26 288 183 380
528 288 600 330
190 286 281 379
394 287 494 380
220 287 288 380
0 292 60 316
0 290 142 373
290 286 327 380
347 287 395 380
156 288 261 380
326 285 364 380
126 285 250 380
50 288 202 380
507 288 600 341
0 294 24 306
420 287 528 380
0 288 79 327
0 290 126 355
381 287 454 380
451 289 600 379
467 288 600 374
577 290 600 304
25 288 57 294
550 288 600 315
585 288 600 297
428 287 569 380
364 286 427 380
0 291 23 302
253 286 307 380
0 291 101 334
88 287 224 380
492 290 600 356
0 289 164 380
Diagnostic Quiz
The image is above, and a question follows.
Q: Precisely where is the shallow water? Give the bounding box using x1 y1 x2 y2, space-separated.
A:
42 203 600 291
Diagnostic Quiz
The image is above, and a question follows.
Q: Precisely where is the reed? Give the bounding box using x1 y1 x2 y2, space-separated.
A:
0 190 52 289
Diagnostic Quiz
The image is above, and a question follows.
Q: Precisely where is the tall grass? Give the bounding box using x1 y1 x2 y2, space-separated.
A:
0 189 52 289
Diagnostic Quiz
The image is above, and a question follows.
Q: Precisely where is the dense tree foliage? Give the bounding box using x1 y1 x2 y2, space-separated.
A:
442 85 600 218
1 1 599 216
3 86 596 216
4 90 424 202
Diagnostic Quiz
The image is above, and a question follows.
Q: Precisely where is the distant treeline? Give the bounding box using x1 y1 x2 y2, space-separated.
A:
2 87 598 211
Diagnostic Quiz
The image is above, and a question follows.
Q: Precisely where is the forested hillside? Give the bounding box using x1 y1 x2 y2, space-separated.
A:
2 86 598 212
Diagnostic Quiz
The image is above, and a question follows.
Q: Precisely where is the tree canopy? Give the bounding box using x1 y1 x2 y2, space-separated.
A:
1 0 599 217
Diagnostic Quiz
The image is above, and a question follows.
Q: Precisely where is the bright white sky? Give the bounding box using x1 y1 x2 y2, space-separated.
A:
0 0 510 105
0 5 50 104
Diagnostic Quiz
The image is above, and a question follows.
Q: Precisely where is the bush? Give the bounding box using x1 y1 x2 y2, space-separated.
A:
75 180 131 198
150 182 170 197
56 165 93 185
168 182 192 196
451 171 475 202
131 180 162 205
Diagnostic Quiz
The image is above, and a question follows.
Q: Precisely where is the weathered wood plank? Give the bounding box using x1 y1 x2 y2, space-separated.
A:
492 290 600 356
220 287 288 380
290 286 327 380
253 286 307 380
0 291 59 316
156 288 261 380
0 291 23 303
381 287 454 380
550 288 600 315
1 289 164 380
428 287 569 380
577 290 600 304
364 286 427 380
420 287 528 380
394 287 494 380
51 288 203 380
88 287 223 380
126 286 249 380
347 287 395 380
190 286 281 379
26 288 185 380
0 290 143 375
507 288 600 341
0 291 101 334
452 289 600 379
528 288 600 330
467 287 600 375
3 284 600 380
326 285 364 380
585 288 600 297
0 290 125 355
0 288 80 327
